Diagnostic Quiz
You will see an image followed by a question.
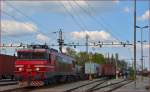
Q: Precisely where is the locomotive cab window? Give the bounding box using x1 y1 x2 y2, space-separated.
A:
17 52 49 60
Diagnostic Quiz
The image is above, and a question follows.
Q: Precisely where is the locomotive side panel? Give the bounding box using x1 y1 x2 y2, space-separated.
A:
55 54 74 75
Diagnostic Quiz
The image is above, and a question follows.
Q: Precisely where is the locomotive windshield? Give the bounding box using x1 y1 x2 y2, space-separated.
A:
17 52 49 60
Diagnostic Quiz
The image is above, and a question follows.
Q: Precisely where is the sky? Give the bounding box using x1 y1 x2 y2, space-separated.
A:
0 0 150 70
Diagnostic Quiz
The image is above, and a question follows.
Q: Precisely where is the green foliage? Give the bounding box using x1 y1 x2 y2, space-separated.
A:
91 53 105 64
111 53 128 69
65 47 105 65
65 48 127 68
128 67 134 80
77 52 89 65
66 47 77 57
117 60 127 69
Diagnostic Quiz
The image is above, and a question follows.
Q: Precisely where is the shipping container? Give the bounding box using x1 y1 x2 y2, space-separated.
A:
85 62 99 74
0 54 16 79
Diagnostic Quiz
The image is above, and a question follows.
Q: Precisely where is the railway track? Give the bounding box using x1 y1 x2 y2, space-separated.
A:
105 80 133 92
0 78 132 92
0 80 17 86
63 79 133 92
1 86 39 92
0 82 17 86
63 78 109 92
89 79 133 92
0 79 15 83
1 78 86 92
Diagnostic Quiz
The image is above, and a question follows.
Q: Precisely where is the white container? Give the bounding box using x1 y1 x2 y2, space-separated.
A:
85 62 99 74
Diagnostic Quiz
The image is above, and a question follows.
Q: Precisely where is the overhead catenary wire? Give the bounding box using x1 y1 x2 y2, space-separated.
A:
67 0 93 52
67 0 89 31
1 1 59 44
73 1 121 42
59 1 86 31
2 1 134 49
85 1 123 41
1 10 40 34
5 1 121 43
59 0 91 52
4 1 51 33
3 1 53 38
4 2 62 45
1 11 36 42
1 10 50 45
60 1 122 50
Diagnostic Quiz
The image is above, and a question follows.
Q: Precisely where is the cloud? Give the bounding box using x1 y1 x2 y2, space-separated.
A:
123 7 130 13
70 31 115 41
36 33 50 43
2 20 37 36
2 1 87 13
61 1 87 11
2 1 120 15
112 0 120 4
138 10 150 21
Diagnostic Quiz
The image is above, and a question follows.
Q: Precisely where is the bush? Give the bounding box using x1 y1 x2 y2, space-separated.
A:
128 67 134 80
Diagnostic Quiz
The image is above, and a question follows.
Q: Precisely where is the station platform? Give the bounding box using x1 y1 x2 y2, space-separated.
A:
115 76 150 92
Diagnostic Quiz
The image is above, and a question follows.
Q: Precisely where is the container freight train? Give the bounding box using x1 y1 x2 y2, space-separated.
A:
0 54 16 79
84 62 116 78
14 45 116 86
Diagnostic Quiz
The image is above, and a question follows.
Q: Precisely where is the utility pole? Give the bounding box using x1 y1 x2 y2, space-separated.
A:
57 29 64 53
86 34 92 80
108 53 110 63
0 0 1 54
148 0 150 88
139 27 144 81
115 53 119 79
136 25 149 81
85 34 89 54
133 0 137 87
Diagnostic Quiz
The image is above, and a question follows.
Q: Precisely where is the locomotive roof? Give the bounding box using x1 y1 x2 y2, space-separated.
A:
17 44 56 52
16 44 75 60
17 48 48 52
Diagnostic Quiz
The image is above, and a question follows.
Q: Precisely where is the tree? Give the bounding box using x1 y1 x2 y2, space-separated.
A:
77 52 89 65
65 48 105 65
91 53 105 64
111 54 115 64
65 47 76 57
115 53 119 61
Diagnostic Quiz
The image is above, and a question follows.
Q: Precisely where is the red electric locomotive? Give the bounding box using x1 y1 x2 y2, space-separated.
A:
15 45 75 86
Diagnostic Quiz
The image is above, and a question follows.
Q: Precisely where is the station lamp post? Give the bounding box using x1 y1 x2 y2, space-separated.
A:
142 56 148 71
136 25 149 81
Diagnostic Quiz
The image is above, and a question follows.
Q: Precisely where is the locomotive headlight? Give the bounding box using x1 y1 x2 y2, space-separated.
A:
18 67 23 71
36 67 40 71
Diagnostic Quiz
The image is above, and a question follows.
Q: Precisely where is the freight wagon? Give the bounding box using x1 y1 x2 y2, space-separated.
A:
100 64 116 78
0 54 16 79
